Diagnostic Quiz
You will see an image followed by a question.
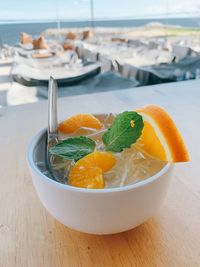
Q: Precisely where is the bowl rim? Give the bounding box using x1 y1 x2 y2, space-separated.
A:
27 127 172 194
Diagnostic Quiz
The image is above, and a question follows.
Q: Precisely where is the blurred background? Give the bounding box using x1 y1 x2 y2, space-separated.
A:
1 0 200 107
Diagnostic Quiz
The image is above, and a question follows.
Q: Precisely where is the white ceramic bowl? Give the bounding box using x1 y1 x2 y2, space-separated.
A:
27 120 173 235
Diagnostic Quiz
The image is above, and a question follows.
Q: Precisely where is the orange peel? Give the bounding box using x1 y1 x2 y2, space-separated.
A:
137 105 189 162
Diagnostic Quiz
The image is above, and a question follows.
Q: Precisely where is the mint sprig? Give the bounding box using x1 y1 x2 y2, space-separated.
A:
49 136 96 161
102 111 144 153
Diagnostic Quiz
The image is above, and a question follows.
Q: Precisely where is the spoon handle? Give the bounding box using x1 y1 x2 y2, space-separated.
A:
48 76 58 145
46 77 63 182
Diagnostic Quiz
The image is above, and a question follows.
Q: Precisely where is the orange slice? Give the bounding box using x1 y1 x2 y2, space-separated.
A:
58 114 102 134
68 151 116 189
137 105 189 162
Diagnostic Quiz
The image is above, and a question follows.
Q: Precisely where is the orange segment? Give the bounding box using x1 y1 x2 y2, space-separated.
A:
58 114 102 134
93 151 116 172
68 151 116 189
69 167 104 189
137 105 189 162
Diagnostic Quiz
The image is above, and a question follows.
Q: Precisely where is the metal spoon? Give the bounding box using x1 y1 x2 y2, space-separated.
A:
46 76 65 182
47 76 59 147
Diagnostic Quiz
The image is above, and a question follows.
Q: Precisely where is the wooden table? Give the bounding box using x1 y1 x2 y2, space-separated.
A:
0 79 200 267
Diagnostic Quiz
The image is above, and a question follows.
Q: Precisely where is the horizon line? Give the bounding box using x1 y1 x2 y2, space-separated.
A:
0 15 199 24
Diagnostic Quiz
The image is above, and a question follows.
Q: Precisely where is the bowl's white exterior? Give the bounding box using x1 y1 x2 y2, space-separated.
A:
27 129 173 235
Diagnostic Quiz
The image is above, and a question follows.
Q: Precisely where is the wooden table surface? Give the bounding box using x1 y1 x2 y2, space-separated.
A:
0 80 200 267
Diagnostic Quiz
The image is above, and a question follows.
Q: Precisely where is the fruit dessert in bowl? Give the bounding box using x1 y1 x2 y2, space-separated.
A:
27 105 189 234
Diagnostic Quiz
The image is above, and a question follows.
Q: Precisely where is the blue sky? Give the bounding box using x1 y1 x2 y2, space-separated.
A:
0 0 199 21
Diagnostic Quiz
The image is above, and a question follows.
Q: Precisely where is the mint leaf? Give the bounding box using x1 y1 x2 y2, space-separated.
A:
102 111 143 153
49 136 96 161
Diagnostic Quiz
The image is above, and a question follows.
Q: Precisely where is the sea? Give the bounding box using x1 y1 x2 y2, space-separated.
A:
0 17 199 46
